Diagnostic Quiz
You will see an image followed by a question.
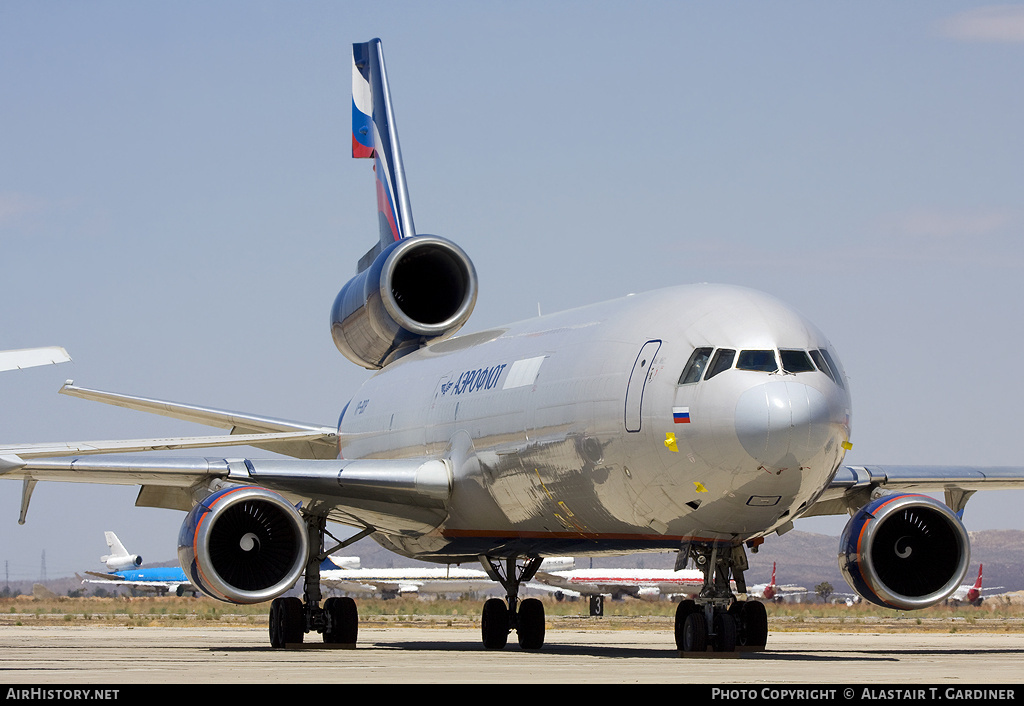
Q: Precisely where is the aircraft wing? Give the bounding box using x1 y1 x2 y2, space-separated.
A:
0 346 70 372
804 465 1024 517
1 454 451 535
319 576 426 594
318 577 382 593
0 430 331 461
58 382 340 460
524 581 582 598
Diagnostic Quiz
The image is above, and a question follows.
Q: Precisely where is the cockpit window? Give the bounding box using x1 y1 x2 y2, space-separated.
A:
737 350 778 373
705 348 736 380
809 350 834 382
811 348 846 389
678 347 712 384
780 349 815 374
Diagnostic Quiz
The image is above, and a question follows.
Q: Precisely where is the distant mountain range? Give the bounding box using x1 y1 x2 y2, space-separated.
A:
9 529 1023 599
338 529 1024 596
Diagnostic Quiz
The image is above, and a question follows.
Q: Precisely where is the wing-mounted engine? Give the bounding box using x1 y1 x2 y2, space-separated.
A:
177 486 309 604
331 234 478 369
838 492 970 610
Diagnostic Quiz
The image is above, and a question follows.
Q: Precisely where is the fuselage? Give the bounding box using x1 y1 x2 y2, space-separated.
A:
337 283 852 562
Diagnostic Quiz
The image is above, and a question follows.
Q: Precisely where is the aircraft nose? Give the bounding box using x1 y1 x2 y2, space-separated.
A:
734 381 832 470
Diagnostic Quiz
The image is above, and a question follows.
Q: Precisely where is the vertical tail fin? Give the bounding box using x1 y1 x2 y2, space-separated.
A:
352 38 416 268
100 531 142 570
104 531 129 559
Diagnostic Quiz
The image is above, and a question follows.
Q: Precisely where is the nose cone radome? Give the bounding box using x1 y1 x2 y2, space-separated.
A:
735 381 831 470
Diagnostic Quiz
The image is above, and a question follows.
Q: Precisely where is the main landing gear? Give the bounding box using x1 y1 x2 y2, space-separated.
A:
479 556 546 650
674 543 769 653
269 517 369 648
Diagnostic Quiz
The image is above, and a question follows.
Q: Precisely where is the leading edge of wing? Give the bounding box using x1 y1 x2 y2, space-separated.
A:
2 455 452 536
831 464 1024 491
0 430 331 466
59 382 339 459
805 464 1024 517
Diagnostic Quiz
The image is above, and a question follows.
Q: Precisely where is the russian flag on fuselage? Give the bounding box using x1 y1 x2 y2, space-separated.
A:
672 407 691 423
352 39 414 244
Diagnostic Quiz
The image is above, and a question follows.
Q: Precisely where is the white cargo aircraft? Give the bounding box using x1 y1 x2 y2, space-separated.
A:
3 39 1024 653
532 564 704 601
321 556 571 599
529 563 705 617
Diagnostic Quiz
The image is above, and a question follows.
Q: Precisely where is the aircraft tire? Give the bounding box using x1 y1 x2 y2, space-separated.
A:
674 599 698 651
323 596 358 644
517 598 545 650
712 612 737 652
269 596 304 648
481 598 509 649
735 600 768 647
680 611 707 653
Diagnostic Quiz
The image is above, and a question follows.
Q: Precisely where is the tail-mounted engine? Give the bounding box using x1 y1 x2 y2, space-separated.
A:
331 235 478 369
177 486 309 605
103 554 142 572
838 492 970 610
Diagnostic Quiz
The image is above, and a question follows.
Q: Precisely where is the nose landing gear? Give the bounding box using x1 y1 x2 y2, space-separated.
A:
674 542 768 653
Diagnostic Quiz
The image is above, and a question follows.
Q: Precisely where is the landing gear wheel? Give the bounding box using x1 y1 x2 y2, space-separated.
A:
517 598 545 650
674 599 698 651
323 596 358 644
712 612 737 652
680 611 708 652
269 596 304 648
481 598 509 649
734 600 768 647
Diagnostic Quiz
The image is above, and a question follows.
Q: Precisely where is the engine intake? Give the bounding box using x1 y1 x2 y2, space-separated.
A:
838 492 970 610
177 486 308 604
331 235 478 369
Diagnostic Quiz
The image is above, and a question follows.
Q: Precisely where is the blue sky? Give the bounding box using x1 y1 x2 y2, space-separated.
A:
2 1 1022 580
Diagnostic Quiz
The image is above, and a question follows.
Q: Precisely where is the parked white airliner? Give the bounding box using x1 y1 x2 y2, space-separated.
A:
3 39 1024 653
320 556 571 599
746 563 807 601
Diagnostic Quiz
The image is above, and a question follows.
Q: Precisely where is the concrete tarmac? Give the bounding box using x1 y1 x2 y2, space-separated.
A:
3 625 1024 684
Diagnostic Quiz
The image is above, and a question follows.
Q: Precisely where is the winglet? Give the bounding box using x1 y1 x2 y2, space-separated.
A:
352 38 416 262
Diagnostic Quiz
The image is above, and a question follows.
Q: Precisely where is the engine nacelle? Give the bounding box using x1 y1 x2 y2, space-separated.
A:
331 234 478 369
103 554 142 571
838 492 970 610
177 486 308 605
